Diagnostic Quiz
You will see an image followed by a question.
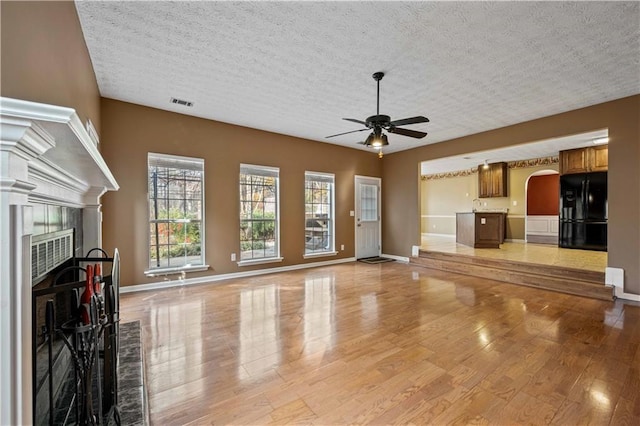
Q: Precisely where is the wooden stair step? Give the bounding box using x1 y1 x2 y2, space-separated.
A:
416 250 605 282
411 250 613 301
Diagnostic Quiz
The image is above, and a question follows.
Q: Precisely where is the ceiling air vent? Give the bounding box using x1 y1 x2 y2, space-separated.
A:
170 97 193 107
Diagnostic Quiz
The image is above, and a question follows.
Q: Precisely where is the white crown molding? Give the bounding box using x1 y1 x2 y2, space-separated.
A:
0 97 119 190
0 97 119 207
0 96 76 123
0 118 56 160
83 186 108 206
0 177 37 194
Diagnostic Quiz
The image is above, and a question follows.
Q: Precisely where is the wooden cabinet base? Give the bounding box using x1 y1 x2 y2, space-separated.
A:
456 212 505 248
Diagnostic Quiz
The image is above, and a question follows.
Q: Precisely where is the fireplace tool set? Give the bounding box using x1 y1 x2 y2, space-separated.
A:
33 248 121 425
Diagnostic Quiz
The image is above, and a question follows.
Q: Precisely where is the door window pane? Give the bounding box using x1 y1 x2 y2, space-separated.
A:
361 184 378 222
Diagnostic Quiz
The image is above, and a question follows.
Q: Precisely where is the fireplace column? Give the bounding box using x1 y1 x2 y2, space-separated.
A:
0 119 54 425
83 188 107 253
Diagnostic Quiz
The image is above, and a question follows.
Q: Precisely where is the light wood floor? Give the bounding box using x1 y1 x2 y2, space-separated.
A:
421 234 608 272
120 262 639 425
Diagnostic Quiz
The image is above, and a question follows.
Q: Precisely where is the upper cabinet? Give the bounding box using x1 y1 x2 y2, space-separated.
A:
478 162 508 198
589 145 609 172
560 145 608 174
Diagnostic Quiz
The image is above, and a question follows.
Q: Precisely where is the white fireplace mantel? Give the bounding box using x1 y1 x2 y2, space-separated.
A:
0 97 119 425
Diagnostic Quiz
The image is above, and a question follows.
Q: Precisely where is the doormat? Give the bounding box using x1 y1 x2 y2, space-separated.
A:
358 256 395 264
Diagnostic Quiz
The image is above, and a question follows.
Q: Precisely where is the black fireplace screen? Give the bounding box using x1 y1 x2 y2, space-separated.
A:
32 244 121 426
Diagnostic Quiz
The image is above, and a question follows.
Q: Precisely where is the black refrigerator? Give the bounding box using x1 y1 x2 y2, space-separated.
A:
559 171 607 251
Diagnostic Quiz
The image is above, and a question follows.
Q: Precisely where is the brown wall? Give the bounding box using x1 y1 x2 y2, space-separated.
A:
527 174 559 216
383 95 640 295
100 99 381 286
0 1 101 134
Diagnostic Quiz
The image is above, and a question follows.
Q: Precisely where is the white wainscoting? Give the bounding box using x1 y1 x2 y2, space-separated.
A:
526 215 559 244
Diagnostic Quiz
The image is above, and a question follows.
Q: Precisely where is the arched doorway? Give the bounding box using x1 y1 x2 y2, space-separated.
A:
525 169 559 244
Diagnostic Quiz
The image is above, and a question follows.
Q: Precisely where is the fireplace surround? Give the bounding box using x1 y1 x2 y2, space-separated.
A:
0 97 119 424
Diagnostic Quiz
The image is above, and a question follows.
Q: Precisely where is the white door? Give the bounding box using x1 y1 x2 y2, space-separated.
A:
355 176 381 259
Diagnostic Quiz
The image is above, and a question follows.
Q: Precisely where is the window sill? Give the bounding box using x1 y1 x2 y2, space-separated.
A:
144 264 210 277
237 257 284 267
303 251 338 259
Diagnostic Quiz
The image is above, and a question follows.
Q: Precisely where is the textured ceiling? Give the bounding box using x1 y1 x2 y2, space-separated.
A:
75 1 639 157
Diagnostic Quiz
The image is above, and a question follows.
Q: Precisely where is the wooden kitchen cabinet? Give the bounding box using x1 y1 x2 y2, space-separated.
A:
478 162 507 198
560 145 608 174
589 145 608 172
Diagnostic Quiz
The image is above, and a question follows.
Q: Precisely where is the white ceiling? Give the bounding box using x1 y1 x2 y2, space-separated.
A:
75 1 639 155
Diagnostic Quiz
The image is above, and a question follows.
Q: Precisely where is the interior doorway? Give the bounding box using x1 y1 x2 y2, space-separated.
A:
355 176 381 259
525 169 559 244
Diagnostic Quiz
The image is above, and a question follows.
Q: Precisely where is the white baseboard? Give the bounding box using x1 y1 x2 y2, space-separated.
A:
382 253 409 263
505 239 526 243
615 287 640 302
422 233 455 238
121 257 356 293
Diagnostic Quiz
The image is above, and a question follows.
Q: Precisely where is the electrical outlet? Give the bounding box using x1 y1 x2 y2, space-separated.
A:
341 244 345 250
231 253 236 262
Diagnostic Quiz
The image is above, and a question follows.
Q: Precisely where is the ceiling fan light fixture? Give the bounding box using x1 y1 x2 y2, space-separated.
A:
370 132 389 148
364 132 375 147
483 160 490 169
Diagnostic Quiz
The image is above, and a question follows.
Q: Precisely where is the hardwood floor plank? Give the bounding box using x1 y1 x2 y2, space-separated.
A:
609 396 640 425
118 262 640 425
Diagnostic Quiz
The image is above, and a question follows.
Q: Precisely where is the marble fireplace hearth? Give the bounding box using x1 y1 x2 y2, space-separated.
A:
113 321 148 426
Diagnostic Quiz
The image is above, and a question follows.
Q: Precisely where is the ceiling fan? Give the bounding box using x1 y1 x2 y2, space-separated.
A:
326 72 429 152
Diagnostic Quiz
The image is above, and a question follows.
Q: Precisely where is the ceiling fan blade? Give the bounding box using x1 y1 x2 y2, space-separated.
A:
325 128 369 138
343 118 368 126
389 116 430 127
388 127 428 139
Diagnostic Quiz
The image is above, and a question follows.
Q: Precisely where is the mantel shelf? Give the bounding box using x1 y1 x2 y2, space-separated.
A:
0 97 119 200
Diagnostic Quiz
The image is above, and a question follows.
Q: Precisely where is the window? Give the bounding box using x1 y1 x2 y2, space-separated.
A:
239 164 280 263
147 153 205 273
305 172 335 255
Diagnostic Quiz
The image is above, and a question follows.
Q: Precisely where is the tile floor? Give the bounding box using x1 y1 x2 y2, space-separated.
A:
420 234 607 272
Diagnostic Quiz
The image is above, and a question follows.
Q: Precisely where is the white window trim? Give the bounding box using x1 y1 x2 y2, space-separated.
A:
237 257 284 267
144 264 210 277
147 152 206 272
303 251 338 259
239 164 281 262
304 171 336 256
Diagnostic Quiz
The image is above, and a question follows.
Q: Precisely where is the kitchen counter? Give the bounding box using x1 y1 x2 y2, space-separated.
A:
456 212 506 248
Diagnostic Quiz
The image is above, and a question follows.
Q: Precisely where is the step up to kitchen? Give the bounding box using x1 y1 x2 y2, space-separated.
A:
411 250 613 300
